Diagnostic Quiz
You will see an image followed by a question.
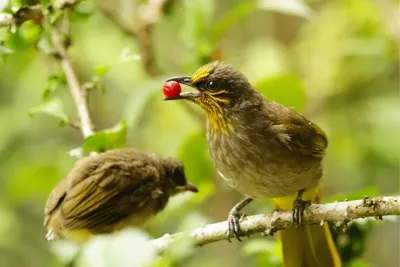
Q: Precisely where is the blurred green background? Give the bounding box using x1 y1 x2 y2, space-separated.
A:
0 0 399 266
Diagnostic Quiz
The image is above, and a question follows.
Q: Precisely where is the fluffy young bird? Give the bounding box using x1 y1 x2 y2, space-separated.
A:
166 61 341 267
44 148 198 243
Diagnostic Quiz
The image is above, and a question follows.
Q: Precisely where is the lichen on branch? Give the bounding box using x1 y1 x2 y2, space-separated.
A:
150 196 400 253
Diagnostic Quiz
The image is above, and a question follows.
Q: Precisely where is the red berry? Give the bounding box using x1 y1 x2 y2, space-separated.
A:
163 81 181 99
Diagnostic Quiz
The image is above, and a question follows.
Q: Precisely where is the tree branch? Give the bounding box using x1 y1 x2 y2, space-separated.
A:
0 5 43 26
0 1 83 27
0 13 14 27
50 28 94 138
0 2 93 137
150 195 400 253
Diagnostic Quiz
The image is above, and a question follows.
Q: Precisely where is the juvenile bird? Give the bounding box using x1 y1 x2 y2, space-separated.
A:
44 148 198 243
165 61 341 267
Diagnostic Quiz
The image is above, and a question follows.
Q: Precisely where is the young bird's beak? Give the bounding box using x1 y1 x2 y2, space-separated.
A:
184 182 198 193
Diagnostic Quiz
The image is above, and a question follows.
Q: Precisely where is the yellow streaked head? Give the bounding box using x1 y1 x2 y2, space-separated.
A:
165 61 255 135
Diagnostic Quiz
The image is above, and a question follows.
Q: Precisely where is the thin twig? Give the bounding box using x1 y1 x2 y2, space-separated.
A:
50 28 94 137
0 2 94 137
0 1 82 27
68 121 81 130
150 195 400 253
98 0 174 75
0 5 43 27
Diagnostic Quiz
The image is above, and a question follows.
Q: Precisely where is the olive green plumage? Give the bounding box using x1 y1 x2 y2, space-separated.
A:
166 61 341 267
167 61 327 198
44 148 198 243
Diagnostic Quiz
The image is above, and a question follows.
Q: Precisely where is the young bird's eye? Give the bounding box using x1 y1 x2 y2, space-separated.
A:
171 166 186 186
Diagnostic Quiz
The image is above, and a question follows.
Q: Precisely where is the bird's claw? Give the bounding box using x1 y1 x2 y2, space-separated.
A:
226 197 253 242
292 198 311 227
227 210 244 242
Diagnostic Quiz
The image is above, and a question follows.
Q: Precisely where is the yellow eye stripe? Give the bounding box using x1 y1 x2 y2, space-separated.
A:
190 61 234 135
208 89 230 96
191 61 220 84
191 65 212 84
207 91 230 107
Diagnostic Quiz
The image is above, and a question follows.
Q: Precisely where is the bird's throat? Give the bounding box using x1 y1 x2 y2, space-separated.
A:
203 108 233 136
194 92 233 135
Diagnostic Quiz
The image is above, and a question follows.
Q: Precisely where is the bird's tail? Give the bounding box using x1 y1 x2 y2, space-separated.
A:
45 228 60 241
273 186 342 267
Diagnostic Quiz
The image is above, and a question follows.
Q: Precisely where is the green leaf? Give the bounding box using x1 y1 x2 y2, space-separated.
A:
94 64 110 78
83 120 128 153
255 74 306 111
258 0 315 19
29 98 68 123
42 74 66 100
178 131 214 185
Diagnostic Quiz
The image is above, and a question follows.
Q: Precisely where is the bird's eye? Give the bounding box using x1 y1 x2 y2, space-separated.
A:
207 81 215 89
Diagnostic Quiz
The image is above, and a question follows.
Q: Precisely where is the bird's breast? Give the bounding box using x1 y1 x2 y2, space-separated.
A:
206 122 322 198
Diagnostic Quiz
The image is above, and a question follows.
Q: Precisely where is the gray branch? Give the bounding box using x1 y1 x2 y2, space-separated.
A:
151 196 400 253
50 28 94 138
0 2 93 138
0 13 13 27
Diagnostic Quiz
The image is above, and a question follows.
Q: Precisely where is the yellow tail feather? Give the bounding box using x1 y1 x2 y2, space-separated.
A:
273 186 342 267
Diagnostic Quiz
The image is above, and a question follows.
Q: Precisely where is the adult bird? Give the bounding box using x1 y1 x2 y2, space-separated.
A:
165 61 341 267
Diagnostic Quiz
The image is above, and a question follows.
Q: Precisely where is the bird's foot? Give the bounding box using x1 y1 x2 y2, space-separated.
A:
292 197 311 227
227 209 244 242
226 197 253 242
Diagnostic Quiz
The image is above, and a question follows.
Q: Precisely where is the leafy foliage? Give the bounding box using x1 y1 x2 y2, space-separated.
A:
42 74 66 100
83 120 128 153
29 97 69 124
0 0 398 267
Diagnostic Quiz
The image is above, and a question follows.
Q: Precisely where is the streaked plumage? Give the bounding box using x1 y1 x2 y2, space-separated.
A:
166 61 341 267
44 148 197 243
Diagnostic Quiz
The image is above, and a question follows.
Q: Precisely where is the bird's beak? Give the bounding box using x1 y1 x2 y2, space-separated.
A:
166 76 193 87
184 182 198 193
164 76 199 100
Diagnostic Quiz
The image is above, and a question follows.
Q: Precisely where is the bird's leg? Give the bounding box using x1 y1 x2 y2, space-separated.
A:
227 197 253 242
292 189 311 227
